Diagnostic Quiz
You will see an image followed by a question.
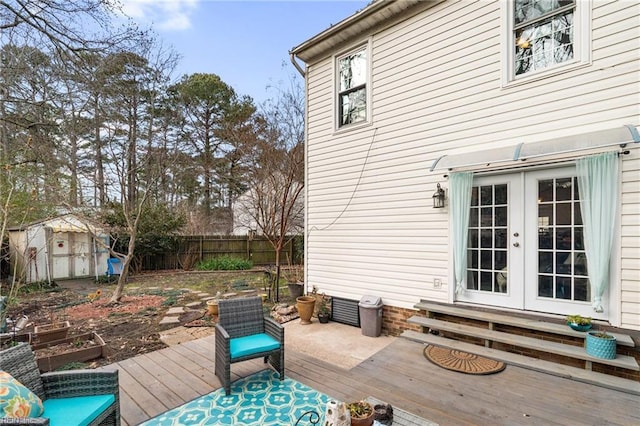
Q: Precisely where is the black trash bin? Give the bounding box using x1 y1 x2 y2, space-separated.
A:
359 295 383 337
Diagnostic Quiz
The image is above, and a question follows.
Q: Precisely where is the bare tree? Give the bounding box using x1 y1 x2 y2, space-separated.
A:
236 74 305 301
0 0 141 55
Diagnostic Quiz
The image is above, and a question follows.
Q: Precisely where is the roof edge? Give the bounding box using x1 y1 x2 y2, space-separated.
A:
290 0 423 62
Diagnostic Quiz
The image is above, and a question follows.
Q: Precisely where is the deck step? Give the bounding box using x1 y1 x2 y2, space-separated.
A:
407 316 639 371
414 301 635 347
401 330 640 396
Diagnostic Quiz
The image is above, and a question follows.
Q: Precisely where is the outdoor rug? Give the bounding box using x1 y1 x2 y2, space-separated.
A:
423 345 506 375
139 369 330 425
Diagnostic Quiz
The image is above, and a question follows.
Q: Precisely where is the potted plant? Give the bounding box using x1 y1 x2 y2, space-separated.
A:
585 330 617 359
286 265 304 299
296 295 315 325
288 282 304 299
566 314 592 332
317 293 331 324
206 292 222 317
346 400 374 426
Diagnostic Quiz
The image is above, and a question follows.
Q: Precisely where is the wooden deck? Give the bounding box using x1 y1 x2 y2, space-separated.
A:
110 335 639 426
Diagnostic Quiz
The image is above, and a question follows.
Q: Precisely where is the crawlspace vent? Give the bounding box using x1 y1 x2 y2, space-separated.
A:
331 297 360 327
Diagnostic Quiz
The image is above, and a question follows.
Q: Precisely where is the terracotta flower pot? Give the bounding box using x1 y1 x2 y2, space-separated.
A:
348 401 374 426
206 300 219 316
296 296 316 325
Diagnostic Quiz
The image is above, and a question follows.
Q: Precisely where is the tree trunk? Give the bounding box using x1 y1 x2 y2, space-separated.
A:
274 244 281 302
94 94 105 205
110 234 136 303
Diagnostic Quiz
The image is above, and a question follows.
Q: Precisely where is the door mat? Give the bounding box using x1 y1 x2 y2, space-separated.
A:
423 345 506 375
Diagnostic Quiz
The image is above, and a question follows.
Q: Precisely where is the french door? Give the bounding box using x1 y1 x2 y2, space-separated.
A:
456 167 607 317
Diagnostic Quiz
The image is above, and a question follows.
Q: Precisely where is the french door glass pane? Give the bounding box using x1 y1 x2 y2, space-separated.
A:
467 184 508 293
537 177 590 301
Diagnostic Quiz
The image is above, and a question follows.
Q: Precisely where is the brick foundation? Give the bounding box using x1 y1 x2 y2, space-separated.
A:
381 305 420 336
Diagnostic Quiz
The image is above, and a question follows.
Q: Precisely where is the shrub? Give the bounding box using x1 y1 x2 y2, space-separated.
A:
195 256 252 271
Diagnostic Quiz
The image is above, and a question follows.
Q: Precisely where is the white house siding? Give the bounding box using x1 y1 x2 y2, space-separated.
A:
621 150 640 329
303 1 640 328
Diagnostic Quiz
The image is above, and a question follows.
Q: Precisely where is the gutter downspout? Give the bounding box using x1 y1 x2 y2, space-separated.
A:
289 52 305 78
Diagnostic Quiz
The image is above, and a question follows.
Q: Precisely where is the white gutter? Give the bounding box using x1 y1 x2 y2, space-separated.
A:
289 53 305 78
290 0 424 64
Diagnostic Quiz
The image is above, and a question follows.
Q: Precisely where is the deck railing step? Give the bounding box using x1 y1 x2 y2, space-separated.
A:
401 330 640 396
407 315 639 371
414 301 634 347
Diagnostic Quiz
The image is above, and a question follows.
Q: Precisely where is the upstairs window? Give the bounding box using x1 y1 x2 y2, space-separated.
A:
504 0 590 84
337 45 367 128
514 0 575 76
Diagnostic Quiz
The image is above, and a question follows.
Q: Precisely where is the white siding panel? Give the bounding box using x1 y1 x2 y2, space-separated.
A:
621 147 640 329
620 313 640 329
623 292 640 304
304 0 640 326
621 270 640 282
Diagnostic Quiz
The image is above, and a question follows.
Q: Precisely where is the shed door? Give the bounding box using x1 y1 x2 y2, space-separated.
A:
51 234 70 279
72 233 91 277
51 232 92 279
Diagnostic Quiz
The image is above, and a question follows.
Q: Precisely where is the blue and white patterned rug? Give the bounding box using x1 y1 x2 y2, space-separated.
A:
139 370 330 426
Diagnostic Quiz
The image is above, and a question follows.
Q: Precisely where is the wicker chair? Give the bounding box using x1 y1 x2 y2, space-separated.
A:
0 343 120 426
214 296 284 395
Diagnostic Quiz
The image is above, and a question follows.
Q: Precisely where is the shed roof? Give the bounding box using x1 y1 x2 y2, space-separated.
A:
8 214 104 234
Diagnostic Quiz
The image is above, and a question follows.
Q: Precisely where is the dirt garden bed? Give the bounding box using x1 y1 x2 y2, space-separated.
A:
1 270 295 369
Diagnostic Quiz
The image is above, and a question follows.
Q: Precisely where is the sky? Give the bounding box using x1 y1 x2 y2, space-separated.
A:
120 0 369 104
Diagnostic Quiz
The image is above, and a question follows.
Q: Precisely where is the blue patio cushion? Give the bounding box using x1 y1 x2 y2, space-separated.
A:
42 394 115 426
230 333 280 359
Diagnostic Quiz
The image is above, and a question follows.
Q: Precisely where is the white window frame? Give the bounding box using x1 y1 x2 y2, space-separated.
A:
333 39 372 132
501 0 592 88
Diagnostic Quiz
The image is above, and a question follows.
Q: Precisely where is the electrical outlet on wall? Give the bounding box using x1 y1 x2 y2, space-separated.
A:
433 278 442 288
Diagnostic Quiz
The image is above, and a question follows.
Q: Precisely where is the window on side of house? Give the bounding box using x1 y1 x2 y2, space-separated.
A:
514 0 575 76
505 0 590 83
337 45 367 128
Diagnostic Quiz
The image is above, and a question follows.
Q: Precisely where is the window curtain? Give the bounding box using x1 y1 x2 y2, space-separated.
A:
450 172 474 295
577 152 619 313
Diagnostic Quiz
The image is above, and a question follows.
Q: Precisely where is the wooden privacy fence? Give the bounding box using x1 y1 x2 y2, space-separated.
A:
140 235 302 271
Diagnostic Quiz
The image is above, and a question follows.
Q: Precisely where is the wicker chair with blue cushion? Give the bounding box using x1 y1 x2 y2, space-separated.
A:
214 296 284 395
0 342 119 426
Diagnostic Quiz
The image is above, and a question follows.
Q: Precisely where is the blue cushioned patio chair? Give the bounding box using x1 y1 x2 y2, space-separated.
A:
0 343 120 426
214 296 284 395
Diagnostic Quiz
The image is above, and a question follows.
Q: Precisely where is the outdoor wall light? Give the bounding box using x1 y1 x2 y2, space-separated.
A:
432 183 446 208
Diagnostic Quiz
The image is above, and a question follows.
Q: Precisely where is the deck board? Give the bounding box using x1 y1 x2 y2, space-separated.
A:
109 335 640 426
143 350 211 397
